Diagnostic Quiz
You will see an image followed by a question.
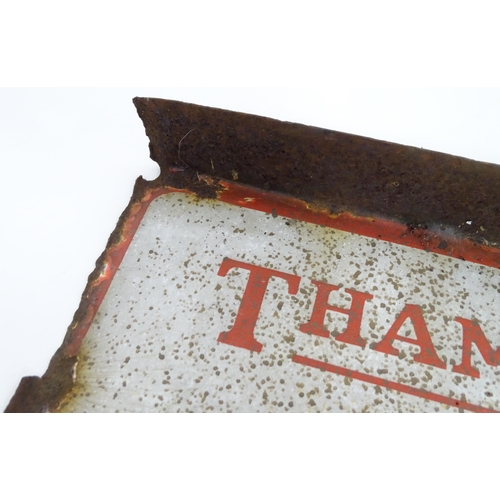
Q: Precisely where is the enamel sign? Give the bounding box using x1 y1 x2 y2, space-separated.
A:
48 181 500 412
7 98 500 413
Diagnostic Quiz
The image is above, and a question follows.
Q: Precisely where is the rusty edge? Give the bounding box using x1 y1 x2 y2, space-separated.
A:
134 97 500 247
4 176 155 412
6 97 500 412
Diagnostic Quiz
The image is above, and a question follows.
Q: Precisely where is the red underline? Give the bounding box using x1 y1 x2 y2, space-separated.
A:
292 355 498 413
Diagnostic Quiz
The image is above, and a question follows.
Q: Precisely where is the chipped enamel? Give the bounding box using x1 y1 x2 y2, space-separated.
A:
57 192 500 412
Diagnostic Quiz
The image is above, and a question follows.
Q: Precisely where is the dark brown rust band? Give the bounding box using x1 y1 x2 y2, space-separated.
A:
134 97 500 246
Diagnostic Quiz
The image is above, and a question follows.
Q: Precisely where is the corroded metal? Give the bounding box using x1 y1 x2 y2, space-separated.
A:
6 98 500 412
134 97 500 247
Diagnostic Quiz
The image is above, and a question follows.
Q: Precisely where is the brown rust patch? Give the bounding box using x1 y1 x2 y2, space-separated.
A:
5 355 77 412
134 97 500 247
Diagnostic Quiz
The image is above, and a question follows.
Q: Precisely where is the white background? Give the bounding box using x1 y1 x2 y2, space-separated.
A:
2 88 500 410
1 1 500 496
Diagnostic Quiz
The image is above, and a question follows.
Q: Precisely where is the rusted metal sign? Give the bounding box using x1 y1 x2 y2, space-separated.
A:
6 98 500 412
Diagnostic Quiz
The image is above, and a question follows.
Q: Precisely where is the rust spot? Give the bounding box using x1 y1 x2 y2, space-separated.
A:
5 354 77 413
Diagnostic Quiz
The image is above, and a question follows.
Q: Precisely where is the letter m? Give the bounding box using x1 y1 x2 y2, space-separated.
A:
452 317 500 378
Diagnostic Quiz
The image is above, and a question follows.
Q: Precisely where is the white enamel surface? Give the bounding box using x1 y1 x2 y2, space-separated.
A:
58 193 500 412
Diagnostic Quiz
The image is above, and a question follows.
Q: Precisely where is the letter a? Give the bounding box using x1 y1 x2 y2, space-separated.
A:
372 304 446 369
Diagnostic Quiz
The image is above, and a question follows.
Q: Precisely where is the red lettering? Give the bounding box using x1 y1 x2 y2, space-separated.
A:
372 304 446 369
452 317 500 378
299 281 373 348
217 258 301 352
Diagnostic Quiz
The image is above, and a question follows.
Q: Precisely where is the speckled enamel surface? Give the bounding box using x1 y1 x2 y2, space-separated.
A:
57 192 500 412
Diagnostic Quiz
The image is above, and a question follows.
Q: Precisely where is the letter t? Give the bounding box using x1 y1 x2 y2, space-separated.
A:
217 258 301 353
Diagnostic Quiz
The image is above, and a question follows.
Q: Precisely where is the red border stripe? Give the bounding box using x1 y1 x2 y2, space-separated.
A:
62 181 500 411
216 179 500 269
